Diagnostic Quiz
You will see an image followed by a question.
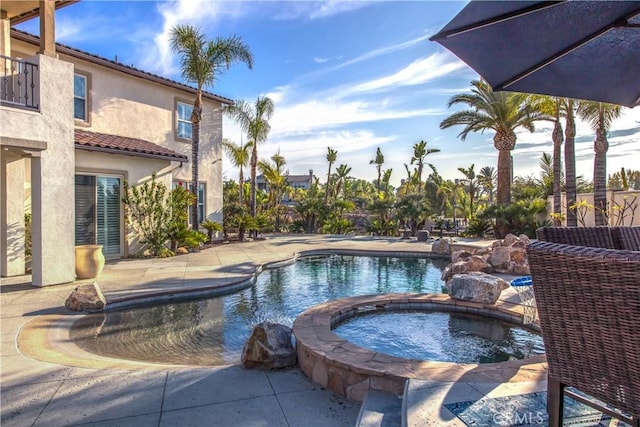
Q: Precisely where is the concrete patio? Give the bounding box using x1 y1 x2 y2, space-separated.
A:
1 234 546 426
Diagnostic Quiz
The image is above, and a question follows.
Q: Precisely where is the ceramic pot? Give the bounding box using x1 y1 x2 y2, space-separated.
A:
75 244 105 279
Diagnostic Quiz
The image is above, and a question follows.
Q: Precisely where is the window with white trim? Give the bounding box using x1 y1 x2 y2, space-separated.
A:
176 101 193 141
173 181 205 225
75 174 122 257
74 73 88 121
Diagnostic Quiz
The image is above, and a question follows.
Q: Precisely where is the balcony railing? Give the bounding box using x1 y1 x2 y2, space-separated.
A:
1 55 39 111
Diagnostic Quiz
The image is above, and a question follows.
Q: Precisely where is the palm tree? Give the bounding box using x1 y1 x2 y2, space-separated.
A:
370 147 384 191
563 98 578 226
170 25 253 229
410 140 440 193
537 152 554 197
224 96 275 221
529 95 565 217
258 151 289 231
440 80 542 205
222 138 252 205
577 101 623 225
334 164 352 199
457 164 480 218
478 166 497 205
324 147 338 205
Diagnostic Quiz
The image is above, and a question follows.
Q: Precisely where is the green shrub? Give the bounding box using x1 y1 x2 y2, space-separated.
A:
464 218 493 238
201 220 222 241
179 230 208 249
122 173 171 256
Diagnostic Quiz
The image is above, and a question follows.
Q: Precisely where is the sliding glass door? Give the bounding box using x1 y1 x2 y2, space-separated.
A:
75 174 122 257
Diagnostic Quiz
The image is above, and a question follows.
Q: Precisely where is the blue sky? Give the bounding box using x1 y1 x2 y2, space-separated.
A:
18 0 640 186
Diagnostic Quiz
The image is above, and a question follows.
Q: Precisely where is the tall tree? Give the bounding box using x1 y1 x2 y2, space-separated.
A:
324 147 338 204
577 101 623 225
334 164 352 199
563 99 578 226
370 147 385 191
410 140 440 193
478 166 496 205
529 96 564 218
440 80 541 205
222 138 252 205
224 96 275 221
170 25 253 229
457 164 480 219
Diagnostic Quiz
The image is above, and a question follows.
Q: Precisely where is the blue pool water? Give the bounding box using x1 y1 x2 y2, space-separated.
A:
333 311 544 363
71 255 449 365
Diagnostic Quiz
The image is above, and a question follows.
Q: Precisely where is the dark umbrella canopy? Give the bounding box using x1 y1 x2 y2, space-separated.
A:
430 1 640 108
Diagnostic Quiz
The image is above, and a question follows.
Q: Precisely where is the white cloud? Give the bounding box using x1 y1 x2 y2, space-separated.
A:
313 57 330 63
269 98 442 137
346 52 467 94
138 0 249 76
309 1 372 19
332 33 432 71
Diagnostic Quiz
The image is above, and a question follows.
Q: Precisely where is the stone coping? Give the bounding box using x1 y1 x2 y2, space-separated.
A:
293 293 546 401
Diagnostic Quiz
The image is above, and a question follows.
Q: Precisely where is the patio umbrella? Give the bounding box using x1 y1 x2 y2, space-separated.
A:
430 1 640 108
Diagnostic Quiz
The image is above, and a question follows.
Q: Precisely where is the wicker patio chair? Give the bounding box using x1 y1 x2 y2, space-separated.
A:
527 241 640 426
611 226 640 251
535 226 616 248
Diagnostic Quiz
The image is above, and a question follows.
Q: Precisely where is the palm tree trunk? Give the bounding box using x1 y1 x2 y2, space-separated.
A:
250 144 258 218
496 150 512 205
238 167 244 206
564 101 577 226
552 119 563 222
191 96 202 231
324 164 332 205
593 128 608 226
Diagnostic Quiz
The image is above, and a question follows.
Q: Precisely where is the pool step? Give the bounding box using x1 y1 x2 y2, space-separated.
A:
355 390 403 427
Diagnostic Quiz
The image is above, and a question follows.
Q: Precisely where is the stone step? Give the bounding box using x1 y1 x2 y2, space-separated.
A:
355 390 403 427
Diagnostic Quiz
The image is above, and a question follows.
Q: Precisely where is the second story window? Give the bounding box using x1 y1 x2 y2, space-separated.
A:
176 101 193 141
74 73 88 121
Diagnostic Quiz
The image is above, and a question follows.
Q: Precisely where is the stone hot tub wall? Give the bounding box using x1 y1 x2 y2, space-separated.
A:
292 293 545 402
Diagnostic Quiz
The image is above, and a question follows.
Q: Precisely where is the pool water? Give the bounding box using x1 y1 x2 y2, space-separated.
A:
71 255 449 365
333 311 544 363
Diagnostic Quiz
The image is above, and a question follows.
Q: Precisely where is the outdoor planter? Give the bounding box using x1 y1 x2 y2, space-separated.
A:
417 230 430 242
75 244 105 279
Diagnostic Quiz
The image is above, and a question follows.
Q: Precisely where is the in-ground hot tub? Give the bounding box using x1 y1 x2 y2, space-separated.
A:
293 293 546 401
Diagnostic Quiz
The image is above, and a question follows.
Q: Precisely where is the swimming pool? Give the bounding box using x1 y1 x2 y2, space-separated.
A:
71 255 449 365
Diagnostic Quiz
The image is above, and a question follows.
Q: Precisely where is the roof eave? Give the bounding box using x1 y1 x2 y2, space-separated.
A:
10 30 234 105
75 144 188 163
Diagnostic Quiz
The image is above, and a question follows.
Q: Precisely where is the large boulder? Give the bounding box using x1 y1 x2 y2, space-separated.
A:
508 247 530 275
65 282 106 312
431 238 451 255
502 233 519 247
447 272 510 304
451 250 473 263
488 246 515 271
242 322 297 369
441 255 493 283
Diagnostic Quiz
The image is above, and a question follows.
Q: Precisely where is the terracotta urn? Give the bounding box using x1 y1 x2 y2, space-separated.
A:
75 244 105 279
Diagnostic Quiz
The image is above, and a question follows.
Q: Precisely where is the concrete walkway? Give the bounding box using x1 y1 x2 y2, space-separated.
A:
1 234 542 426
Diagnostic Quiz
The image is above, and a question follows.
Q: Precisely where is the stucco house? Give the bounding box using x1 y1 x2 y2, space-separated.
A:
1 1 230 286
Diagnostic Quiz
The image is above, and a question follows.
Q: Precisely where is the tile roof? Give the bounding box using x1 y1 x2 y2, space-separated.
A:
10 29 234 105
75 129 188 162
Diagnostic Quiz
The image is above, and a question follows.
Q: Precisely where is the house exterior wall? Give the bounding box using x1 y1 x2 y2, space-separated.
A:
0 53 76 286
64 52 224 225
12 38 225 225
